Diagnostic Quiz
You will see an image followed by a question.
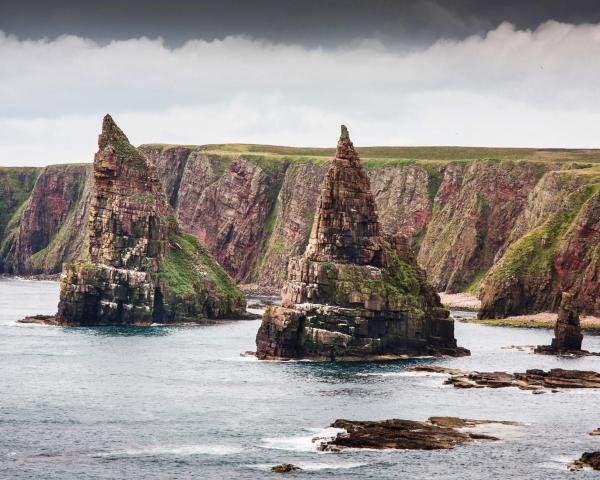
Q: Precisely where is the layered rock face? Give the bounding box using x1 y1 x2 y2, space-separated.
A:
141 145 287 283
418 160 539 292
255 127 467 360
1 164 91 274
0 167 40 270
55 115 245 326
480 180 600 317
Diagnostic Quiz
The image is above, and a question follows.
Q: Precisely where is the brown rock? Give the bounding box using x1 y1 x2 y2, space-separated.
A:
535 292 584 354
571 452 600 471
410 365 600 391
271 464 301 473
318 418 501 451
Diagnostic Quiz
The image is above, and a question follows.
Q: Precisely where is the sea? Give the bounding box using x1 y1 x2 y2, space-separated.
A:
1 277 600 479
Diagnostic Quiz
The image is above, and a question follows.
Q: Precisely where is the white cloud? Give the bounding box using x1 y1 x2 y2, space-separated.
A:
1 21 600 166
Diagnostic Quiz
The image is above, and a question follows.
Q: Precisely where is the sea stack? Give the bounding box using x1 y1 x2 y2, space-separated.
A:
535 292 583 354
52 115 245 325
255 126 468 360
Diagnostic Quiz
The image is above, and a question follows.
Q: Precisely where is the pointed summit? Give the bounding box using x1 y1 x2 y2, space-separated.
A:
98 114 127 150
336 124 359 164
96 114 146 168
306 124 382 265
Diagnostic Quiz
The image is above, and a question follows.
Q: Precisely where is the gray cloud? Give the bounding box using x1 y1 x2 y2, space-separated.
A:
2 1 600 47
1 20 600 166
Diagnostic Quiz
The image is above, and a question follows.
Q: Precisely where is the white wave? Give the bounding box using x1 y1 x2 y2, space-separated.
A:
226 354 259 362
91 444 241 458
460 422 525 440
261 427 345 452
249 461 368 471
356 371 450 378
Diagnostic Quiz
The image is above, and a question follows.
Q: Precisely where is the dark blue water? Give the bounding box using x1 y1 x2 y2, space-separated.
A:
2 278 600 479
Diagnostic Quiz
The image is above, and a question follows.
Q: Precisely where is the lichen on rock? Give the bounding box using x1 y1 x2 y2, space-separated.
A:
46 114 246 326
255 126 468 360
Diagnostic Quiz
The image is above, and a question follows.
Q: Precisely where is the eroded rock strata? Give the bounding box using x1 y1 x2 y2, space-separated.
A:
255 126 468 360
409 366 600 391
317 417 507 451
36 115 245 326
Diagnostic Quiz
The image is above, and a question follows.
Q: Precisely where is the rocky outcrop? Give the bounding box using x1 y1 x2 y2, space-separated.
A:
535 292 583 354
255 126 467 360
1 164 91 274
42 115 245 326
571 452 600 471
409 365 600 391
318 417 504 451
271 464 301 473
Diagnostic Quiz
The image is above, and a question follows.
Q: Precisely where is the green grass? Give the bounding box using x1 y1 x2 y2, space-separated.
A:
467 318 600 331
465 269 489 294
490 184 600 281
161 233 243 303
0 167 40 237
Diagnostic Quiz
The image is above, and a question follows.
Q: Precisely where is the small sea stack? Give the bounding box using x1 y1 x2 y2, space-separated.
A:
21 115 245 326
535 292 584 354
255 125 469 360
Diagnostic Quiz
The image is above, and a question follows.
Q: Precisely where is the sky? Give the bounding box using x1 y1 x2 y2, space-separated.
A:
2 0 600 166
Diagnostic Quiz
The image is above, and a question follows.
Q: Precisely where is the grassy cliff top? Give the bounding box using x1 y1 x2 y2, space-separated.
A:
140 143 600 168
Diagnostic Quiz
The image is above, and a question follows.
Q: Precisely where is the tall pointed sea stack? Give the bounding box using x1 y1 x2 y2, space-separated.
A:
255 126 468 360
54 115 245 325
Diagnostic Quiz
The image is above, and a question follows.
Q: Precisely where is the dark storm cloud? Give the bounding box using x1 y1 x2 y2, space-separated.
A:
2 0 600 46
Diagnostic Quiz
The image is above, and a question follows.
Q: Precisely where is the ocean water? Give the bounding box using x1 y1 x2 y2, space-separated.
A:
1 277 600 479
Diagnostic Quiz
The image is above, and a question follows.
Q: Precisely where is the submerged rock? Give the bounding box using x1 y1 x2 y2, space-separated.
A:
271 464 301 473
409 366 600 391
317 417 505 451
24 115 245 326
255 126 468 360
535 292 584 355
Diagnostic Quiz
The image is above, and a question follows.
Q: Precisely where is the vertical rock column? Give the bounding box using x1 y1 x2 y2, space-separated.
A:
535 292 584 353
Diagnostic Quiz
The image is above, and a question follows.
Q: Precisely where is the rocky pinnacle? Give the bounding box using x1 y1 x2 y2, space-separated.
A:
305 125 383 265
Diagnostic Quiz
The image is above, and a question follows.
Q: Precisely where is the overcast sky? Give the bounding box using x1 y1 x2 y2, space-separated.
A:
2 1 600 166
